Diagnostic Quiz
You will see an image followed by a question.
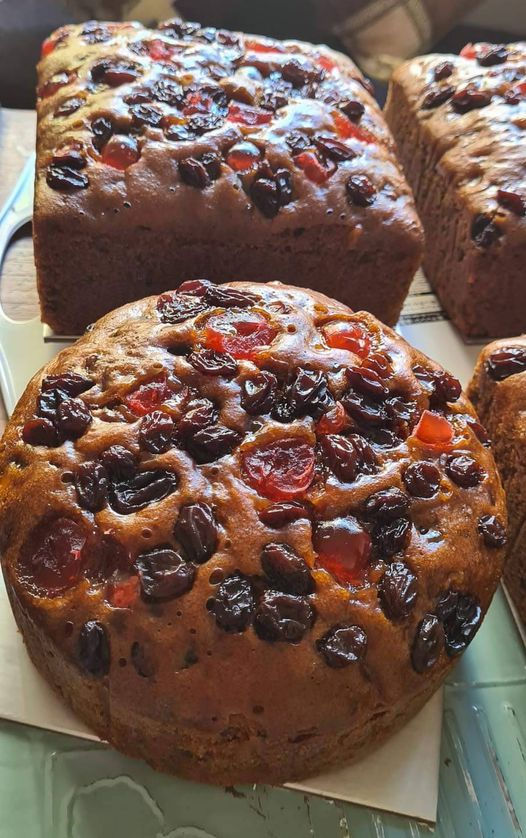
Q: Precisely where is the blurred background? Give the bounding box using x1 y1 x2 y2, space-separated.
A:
0 0 524 108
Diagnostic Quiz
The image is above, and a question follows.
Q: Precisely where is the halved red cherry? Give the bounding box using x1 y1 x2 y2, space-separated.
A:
228 103 273 126
226 141 262 172
124 374 172 416
107 575 140 608
18 517 87 596
101 135 140 170
244 38 285 54
314 516 371 586
41 32 63 57
294 151 335 184
204 310 277 359
322 320 371 357
243 438 315 500
460 43 477 59
317 54 338 73
413 410 454 448
316 402 347 435
332 110 375 143
146 38 175 62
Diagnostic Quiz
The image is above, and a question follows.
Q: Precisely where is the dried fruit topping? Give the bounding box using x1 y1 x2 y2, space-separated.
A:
451 84 492 113
38 71 75 99
259 501 309 528
99 445 136 480
315 402 345 435
250 168 293 218
373 517 412 559
54 96 85 117
56 398 92 438
346 174 377 207
91 116 113 151
486 345 526 380
403 461 441 498
379 561 417 620
477 45 508 66
125 375 172 416
333 110 374 143
321 321 371 357
107 576 140 609
179 154 221 188
321 434 362 483
91 59 139 87
226 141 262 172
504 81 526 105
205 284 259 308
478 514 507 548
422 85 455 109
74 462 108 511
41 31 65 57
281 57 323 87
413 410 453 448
340 99 365 122
260 542 314 595
178 398 217 435
363 488 410 521
471 213 502 248
188 348 238 378
254 590 314 643
341 388 386 428
317 624 367 668
130 103 163 128
294 151 335 185
465 416 490 446
204 310 278 360
241 371 278 415
52 145 86 170
413 365 461 406
278 368 333 421
136 547 195 600
445 454 485 488
412 615 443 673
435 591 481 656
139 411 175 454
151 77 184 105
46 165 89 192
178 279 212 297
496 189 526 216
174 502 218 563
189 424 241 463
18 517 86 596
346 366 389 401
157 291 208 323
101 135 140 170
228 102 273 126
81 22 112 45
109 470 178 514
314 136 356 162
460 43 477 59
145 38 176 62
214 573 255 632
78 621 110 676
434 61 454 81
131 642 156 677
22 418 61 447
243 438 315 500
314 516 372 586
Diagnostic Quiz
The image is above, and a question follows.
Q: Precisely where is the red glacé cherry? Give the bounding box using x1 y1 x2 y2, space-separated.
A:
460 43 477 59
244 38 285 54
314 516 372 586
228 103 273 126
147 38 175 62
294 151 335 184
243 438 315 500
226 141 262 172
322 320 371 357
101 136 140 170
204 310 277 359
18 518 87 596
107 575 140 608
316 402 347 434
124 374 172 416
332 110 374 143
413 410 454 447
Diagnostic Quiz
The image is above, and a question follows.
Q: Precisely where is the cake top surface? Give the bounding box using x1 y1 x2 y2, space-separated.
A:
0 281 506 735
391 41 526 247
34 19 420 239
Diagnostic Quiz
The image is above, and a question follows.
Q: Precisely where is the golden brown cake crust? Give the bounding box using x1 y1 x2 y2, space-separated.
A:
385 42 526 339
34 19 422 334
0 281 506 784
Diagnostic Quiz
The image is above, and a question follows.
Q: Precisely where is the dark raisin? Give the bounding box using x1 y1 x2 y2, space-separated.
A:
274 168 293 205
363 488 410 521
130 641 155 677
478 514 507 547
139 411 175 454
179 157 210 188
204 285 258 308
91 116 113 151
37 388 62 420
422 85 455 108
466 416 490 446
136 547 195 600
374 517 411 558
214 573 255 632
340 99 365 121
346 366 389 401
316 624 367 668
158 19 201 39
485 346 526 380
254 591 313 642
165 123 195 142
241 371 278 415
74 462 108 512
250 177 280 218
281 57 322 87
130 103 163 128
156 291 207 323
201 151 222 180
435 590 482 656
379 561 417 620
403 462 441 498
452 84 492 113
109 470 178 514
99 445 136 480
152 77 184 105
189 424 241 463
445 454 484 488
174 502 218 563
411 614 443 673
56 398 92 438
350 435 377 473
414 365 462 406
46 165 89 191
314 136 356 162
346 174 376 207
52 147 86 170
178 398 217 435
471 213 502 248
22 418 61 447
282 368 332 420
187 113 225 134
261 542 314 595
341 389 386 427
497 189 525 216
259 501 310 528
320 434 360 483
188 349 237 378
78 621 110 676
286 131 311 154
54 96 85 117
434 60 454 80
478 45 508 66
42 373 94 396
91 59 138 87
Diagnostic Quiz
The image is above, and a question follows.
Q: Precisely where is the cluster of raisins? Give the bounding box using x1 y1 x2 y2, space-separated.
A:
22 373 94 447
412 590 482 673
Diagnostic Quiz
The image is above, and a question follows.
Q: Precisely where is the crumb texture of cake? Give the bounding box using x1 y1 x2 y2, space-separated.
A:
0 281 505 784
385 42 526 339
469 337 526 622
34 19 422 334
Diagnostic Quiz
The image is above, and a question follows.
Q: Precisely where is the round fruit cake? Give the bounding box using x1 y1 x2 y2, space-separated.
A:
0 280 507 784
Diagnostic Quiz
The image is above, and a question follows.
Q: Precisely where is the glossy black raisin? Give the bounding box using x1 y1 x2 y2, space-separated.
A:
179 157 210 188
139 411 175 454
485 346 526 380
241 371 278 415
91 116 113 151
78 620 110 676
136 547 195 600
340 99 365 121
259 501 310 528
445 454 485 488
261 542 314 595
346 366 389 401
374 517 411 558
37 388 62 420
56 398 92 438
74 462 108 511
254 591 314 642
130 103 163 127
496 189 526 216
189 424 241 463
379 561 417 620
320 434 360 483
341 389 387 427
477 45 508 66
452 85 492 113
152 77 184 105
156 291 207 324
99 445 137 480
188 349 237 378
214 573 255 632
478 515 507 548
363 488 410 521
411 614 443 673
316 624 367 668
281 57 323 87
22 418 61 447
174 502 218 563
346 174 376 207
434 60 454 80
250 177 280 218
46 165 89 191
178 398 217 435
435 590 482 656
286 368 333 419
472 213 501 247
403 462 441 498
204 284 258 308
315 136 356 162
41 373 94 397
422 85 455 108
109 470 178 514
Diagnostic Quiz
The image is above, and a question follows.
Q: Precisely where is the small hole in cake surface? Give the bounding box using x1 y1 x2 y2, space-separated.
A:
61 471 74 483
176 610 182 617
253 705 264 715
287 324 296 333
190 627 197 635
211 715 218 722
141 528 152 538
209 568 223 585
207 650 212 656
209 466 220 477
152 362 164 371
119 657 127 667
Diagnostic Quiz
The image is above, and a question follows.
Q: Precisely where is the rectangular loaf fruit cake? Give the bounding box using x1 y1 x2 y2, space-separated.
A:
385 42 526 339
35 18 423 335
